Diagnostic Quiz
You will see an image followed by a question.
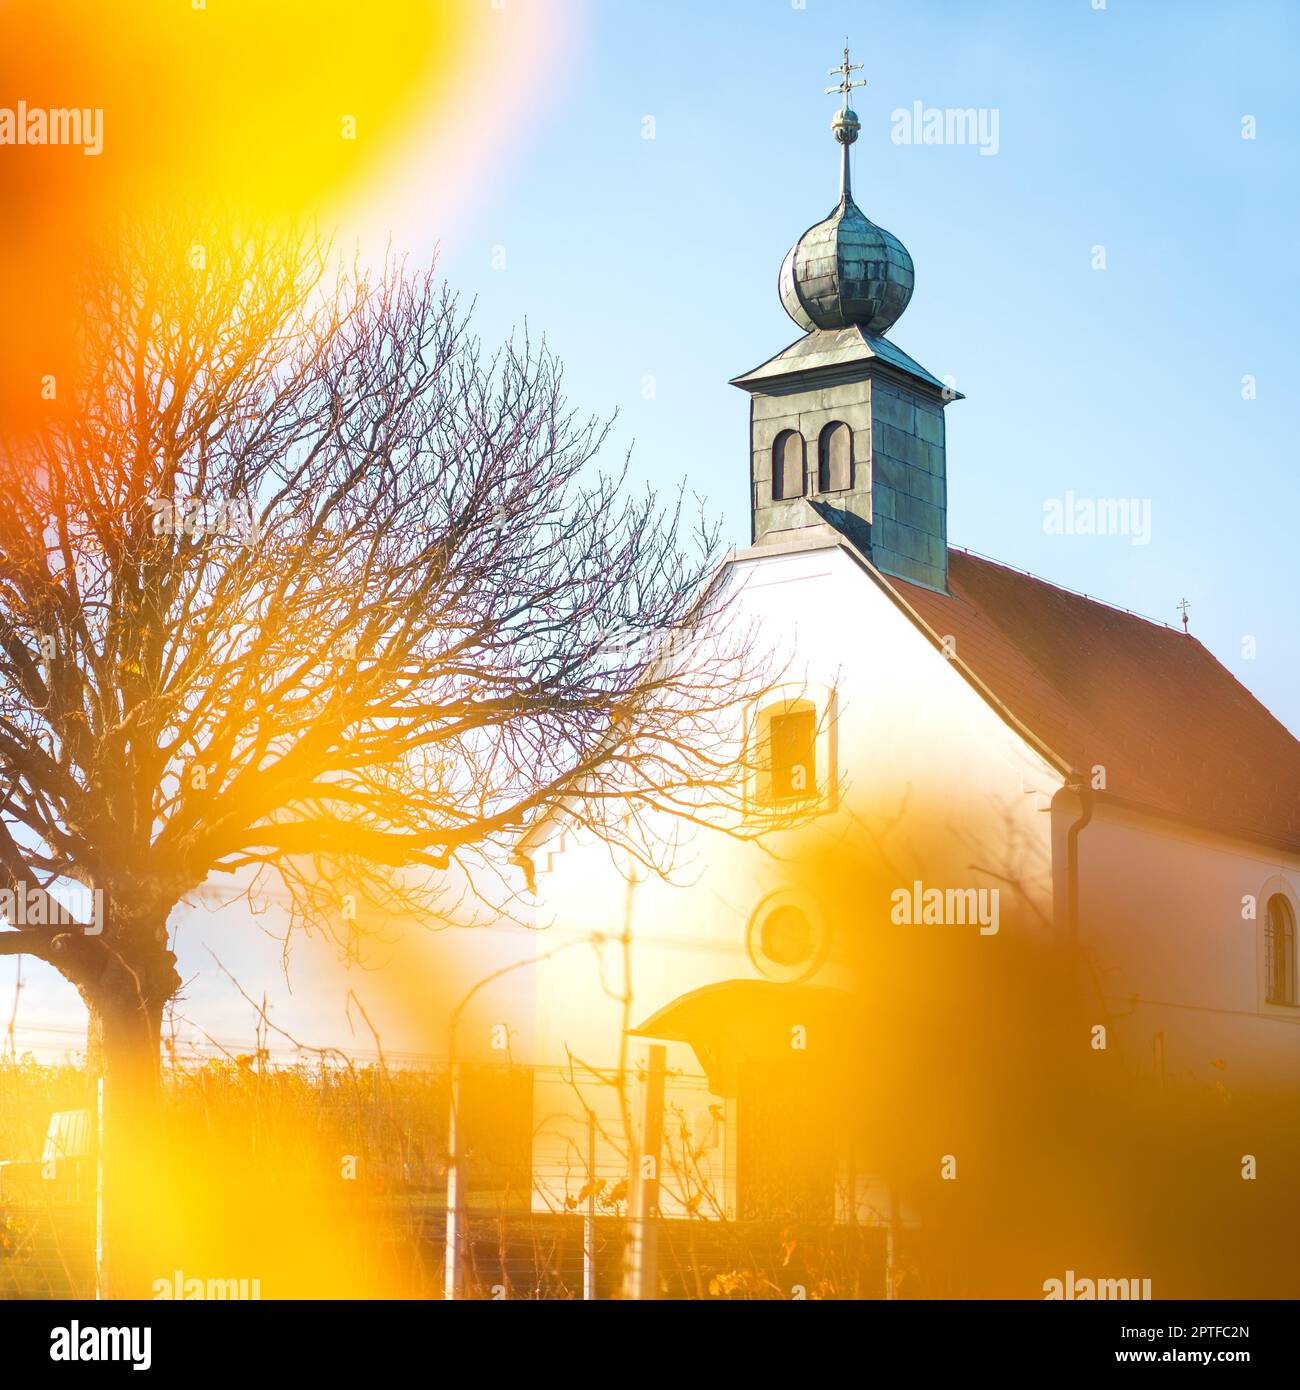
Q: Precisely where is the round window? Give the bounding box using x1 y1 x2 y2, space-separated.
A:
760 906 813 966
746 892 828 983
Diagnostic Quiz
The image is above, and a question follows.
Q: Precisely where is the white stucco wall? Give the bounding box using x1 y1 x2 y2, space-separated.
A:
524 539 1067 1213
1058 799 1300 1090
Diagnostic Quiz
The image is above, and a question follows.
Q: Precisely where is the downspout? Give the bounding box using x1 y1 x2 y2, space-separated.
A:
1064 777 1094 944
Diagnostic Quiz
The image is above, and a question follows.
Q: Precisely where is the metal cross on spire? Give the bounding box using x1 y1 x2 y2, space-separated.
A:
1177 597 1191 634
826 40 867 108
825 41 866 199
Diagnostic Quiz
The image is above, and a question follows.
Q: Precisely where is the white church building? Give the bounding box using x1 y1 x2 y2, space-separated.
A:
492 63 1300 1294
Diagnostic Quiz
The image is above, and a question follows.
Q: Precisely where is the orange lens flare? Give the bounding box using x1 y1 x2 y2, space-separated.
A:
0 0 492 435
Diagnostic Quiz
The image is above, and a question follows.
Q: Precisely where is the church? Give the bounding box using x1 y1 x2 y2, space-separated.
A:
495 55 1300 1298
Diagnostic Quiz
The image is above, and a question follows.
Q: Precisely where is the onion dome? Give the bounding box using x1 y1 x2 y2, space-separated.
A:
778 58 914 336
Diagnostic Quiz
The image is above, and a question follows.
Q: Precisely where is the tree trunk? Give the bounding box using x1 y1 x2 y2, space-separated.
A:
82 942 177 1299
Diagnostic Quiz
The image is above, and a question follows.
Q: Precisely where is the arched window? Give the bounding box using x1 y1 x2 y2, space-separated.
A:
769 703 817 801
751 697 819 805
1265 894 1297 1006
771 430 804 501
747 686 838 818
818 421 852 493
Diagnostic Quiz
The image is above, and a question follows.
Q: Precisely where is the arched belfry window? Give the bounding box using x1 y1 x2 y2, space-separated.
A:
818 421 852 493
771 430 804 501
1265 894 1297 1006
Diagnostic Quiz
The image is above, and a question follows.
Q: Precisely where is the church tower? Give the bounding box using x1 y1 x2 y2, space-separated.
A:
731 46 959 594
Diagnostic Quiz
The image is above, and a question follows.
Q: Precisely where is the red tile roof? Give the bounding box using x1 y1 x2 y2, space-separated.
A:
889 549 1300 855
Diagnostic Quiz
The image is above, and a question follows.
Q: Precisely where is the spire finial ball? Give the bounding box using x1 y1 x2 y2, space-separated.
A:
832 107 860 145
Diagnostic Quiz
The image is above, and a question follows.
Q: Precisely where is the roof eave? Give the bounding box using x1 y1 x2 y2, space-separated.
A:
730 326 960 401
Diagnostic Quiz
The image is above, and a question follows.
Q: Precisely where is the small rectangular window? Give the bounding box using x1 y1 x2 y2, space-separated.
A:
769 708 817 800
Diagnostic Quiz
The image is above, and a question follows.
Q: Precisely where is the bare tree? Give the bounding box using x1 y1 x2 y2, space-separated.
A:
0 221 771 1286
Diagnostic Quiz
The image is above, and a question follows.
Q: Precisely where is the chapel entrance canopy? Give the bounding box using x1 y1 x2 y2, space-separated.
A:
631 979 856 1099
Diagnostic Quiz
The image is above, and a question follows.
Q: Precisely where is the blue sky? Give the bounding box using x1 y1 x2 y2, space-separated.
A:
434 0 1300 732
